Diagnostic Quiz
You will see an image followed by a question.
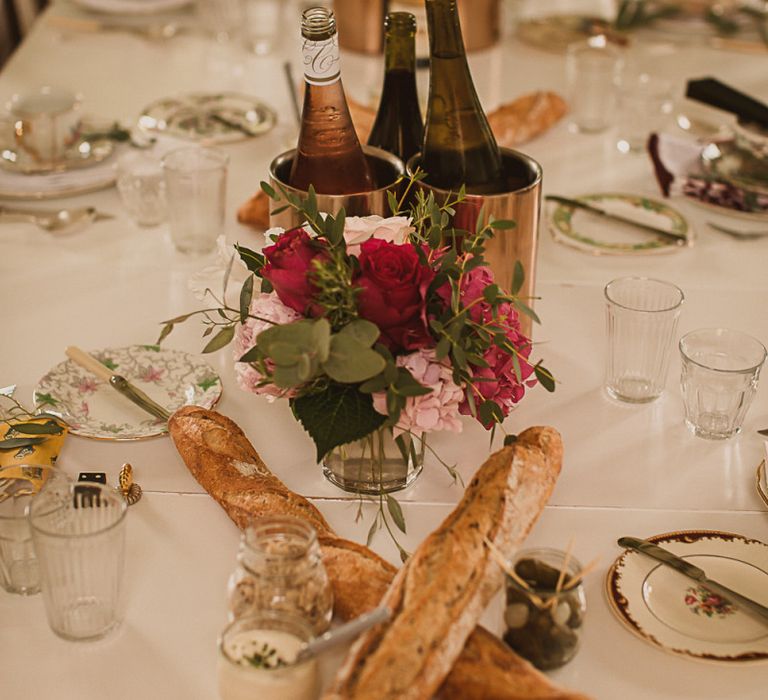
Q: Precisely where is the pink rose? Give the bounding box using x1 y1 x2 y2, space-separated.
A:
261 227 327 316
356 239 434 352
343 215 414 256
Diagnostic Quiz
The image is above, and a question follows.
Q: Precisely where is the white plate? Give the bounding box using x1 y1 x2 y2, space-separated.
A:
0 128 115 175
34 345 221 440
72 0 192 16
138 92 276 144
607 530 768 663
547 193 692 255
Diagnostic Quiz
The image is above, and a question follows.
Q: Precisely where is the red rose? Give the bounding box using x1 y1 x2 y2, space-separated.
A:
261 227 326 316
356 239 434 351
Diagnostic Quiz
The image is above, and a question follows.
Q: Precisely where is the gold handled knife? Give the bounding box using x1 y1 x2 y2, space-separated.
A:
65 346 170 421
546 195 688 244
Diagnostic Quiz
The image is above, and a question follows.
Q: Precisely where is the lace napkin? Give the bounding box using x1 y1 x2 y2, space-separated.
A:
647 132 768 214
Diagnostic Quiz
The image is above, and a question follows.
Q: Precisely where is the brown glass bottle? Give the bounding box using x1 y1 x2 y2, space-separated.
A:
367 12 424 164
421 0 504 194
289 7 374 195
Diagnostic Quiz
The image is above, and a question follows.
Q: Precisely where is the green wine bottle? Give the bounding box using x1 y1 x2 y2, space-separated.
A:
367 12 424 164
421 0 504 194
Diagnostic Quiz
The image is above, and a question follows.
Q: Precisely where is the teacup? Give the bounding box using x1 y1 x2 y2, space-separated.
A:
6 87 82 166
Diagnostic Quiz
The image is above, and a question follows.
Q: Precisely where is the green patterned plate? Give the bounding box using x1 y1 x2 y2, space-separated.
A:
34 345 221 441
548 193 691 255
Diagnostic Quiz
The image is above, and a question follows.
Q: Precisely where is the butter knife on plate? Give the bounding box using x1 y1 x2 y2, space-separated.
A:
65 346 171 421
546 195 688 244
618 536 768 626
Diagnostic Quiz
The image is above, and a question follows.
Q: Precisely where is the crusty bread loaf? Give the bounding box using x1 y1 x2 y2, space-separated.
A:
324 429 562 700
169 406 587 700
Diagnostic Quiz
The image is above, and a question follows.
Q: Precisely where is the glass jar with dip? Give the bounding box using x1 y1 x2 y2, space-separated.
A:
227 516 333 634
217 610 319 700
502 548 587 670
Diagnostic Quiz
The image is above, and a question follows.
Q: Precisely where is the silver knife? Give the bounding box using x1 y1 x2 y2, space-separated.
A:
65 346 170 421
546 195 688 244
618 536 768 625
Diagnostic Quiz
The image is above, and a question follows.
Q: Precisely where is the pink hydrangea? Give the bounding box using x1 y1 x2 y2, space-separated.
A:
233 292 302 402
372 349 464 437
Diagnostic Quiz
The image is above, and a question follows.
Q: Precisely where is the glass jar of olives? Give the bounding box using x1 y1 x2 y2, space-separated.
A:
502 548 587 670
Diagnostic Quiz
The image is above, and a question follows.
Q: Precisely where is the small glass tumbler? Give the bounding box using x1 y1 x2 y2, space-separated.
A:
605 277 684 403
0 465 71 595
218 611 319 700
242 0 282 55
116 152 166 227
679 328 767 440
162 146 229 255
29 481 127 641
503 548 587 670
227 516 333 634
617 73 674 153
565 36 623 134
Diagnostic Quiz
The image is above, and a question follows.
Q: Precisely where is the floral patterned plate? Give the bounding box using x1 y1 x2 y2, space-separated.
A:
33 345 221 440
547 193 692 255
607 530 768 663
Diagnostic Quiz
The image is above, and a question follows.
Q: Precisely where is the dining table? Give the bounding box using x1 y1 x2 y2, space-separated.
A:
1 1 767 698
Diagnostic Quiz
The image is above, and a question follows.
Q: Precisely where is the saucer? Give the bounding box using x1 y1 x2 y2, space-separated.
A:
138 92 276 144
0 128 114 175
607 530 768 663
71 0 192 15
34 345 221 441
547 192 691 255
701 140 768 196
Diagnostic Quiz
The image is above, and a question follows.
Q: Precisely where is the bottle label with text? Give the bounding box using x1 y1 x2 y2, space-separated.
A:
302 36 341 86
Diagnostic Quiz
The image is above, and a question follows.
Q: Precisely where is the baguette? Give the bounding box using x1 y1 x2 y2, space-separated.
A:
169 406 587 700
324 429 561 700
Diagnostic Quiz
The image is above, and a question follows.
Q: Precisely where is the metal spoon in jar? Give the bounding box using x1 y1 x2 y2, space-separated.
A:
295 606 391 663
0 205 113 234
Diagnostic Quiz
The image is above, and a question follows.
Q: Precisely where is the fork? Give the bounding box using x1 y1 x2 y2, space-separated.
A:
707 222 768 239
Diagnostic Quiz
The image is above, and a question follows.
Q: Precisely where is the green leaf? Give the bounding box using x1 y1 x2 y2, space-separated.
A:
238 345 261 363
512 299 541 325
482 284 499 303
337 320 380 347
202 325 235 353
324 338 386 383
9 421 64 435
235 244 265 275
511 260 525 295
367 514 380 547
534 364 556 393
239 275 255 323
260 181 277 200
359 374 389 394
34 393 58 407
478 400 504 426
386 495 406 533
312 318 331 363
268 341 303 366
436 336 451 360
0 437 46 450
157 323 174 345
387 190 399 216
261 278 274 294
292 385 387 461
489 218 516 230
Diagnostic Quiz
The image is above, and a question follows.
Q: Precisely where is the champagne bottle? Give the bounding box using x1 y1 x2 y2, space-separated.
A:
289 7 374 195
421 0 504 194
367 12 424 164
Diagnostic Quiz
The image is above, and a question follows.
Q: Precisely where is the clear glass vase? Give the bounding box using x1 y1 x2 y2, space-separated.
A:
321 427 425 495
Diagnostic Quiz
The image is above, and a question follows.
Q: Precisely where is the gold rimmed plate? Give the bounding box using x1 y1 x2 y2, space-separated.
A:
33 345 221 441
547 192 692 255
607 530 768 663
138 92 276 144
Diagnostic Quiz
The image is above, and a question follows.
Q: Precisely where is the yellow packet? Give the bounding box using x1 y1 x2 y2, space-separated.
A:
0 416 69 470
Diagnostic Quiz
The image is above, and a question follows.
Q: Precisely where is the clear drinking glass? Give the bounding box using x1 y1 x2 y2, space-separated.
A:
616 73 674 153
679 328 767 440
218 611 319 700
29 481 127 641
116 152 166 227
0 465 71 595
242 0 282 54
565 36 623 134
604 277 684 403
162 147 229 255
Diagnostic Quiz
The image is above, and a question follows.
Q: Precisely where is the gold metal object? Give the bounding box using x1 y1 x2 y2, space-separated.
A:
268 146 405 230
407 148 542 338
119 463 142 506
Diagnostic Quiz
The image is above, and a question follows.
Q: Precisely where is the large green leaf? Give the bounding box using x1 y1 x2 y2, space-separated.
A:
324 335 385 383
292 384 386 461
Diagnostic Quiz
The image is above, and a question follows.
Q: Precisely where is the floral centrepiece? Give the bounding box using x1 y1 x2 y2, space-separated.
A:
160 179 554 552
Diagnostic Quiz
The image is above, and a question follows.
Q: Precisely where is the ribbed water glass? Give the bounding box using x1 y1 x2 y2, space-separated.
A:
679 328 766 439
604 277 684 403
29 482 127 641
